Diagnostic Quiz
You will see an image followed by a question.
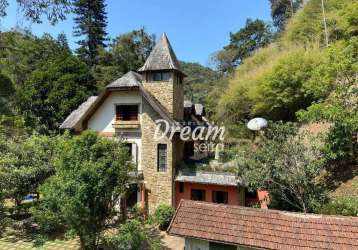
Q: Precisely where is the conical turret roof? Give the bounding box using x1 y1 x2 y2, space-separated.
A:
138 33 182 73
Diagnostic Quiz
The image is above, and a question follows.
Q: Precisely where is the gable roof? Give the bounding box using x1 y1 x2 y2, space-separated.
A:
106 71 142 89
138 33 182 73
60 96 98 129
168 200 358 250
60 72 178 130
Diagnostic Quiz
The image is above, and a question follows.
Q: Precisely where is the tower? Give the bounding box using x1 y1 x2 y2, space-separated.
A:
138 33 185 121
138 33 185 213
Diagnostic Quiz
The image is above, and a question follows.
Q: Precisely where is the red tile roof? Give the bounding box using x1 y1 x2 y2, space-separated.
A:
168 200 358 250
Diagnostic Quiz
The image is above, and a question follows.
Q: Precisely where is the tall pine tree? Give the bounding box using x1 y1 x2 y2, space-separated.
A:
270 0 303 31
73 0 108 66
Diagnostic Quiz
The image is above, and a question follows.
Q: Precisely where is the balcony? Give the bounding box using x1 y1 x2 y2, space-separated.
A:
112 120 140 129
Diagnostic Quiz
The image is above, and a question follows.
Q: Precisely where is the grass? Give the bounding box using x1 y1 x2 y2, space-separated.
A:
0 228 80 250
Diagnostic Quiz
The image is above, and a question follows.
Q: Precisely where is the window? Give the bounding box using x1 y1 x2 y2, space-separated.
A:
191 189 206 201
212 191 228 204
245 189 257 199
157 144 167 172
184 142 194 160
116 105 138 121
151 72 171 81
209 242 236 250
179 182 184 193
125 143 138 165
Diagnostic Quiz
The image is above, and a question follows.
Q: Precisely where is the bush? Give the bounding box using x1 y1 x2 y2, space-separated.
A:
103 219 161 250
321 197 358 216
0 192 6 234
32 201 64 233
33 234 48 247
153 204 175 231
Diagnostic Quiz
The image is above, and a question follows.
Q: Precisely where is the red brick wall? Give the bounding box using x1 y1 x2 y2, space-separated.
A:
175 182 240 208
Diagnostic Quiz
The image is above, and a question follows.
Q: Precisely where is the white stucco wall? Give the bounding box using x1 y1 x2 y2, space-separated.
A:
185 238 209 250
87 91 142 133
87 91 143 171
185 238 257 250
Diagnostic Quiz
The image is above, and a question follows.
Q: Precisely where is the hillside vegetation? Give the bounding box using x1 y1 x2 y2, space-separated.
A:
212 0 357 214
214 0 357 122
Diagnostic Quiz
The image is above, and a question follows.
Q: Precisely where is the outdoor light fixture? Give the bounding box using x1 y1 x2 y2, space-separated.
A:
247 118 268 131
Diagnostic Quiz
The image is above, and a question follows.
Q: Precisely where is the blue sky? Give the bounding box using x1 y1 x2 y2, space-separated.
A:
0 0 271 66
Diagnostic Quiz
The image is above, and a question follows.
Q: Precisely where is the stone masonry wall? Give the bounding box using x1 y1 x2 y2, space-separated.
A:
141 71 184 213
141 99 174 213
143 81 174 116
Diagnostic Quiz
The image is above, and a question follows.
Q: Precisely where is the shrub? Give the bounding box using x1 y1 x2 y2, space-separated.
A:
33 234 48 247
153 204 175 231
103 219 161 250
0 192 6 234
321 197 358 216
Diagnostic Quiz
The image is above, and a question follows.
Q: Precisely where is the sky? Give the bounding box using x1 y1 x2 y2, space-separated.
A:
0 0 272 66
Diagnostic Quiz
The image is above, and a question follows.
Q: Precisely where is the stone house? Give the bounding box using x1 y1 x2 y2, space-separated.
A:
60 33 264 214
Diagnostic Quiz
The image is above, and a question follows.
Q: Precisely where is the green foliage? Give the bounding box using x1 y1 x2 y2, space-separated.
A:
0 134 55 208
298 38 358 162
93 28 155 89
253 48 322 120
153 203 175 230
270 0 303 31
321 197 358 216
33 131 132 250
0 115 28 138
103 219 161 250
18 55 95 133
217 46 323 122
284 0 356 45
214 19 272 73
0 191 6 234
181 61 221 104
0 32 71 87
0 0 71 24
215 0 357 123
73 0 108 66
0 72 15 115
236 123 328 213
33 234 48 247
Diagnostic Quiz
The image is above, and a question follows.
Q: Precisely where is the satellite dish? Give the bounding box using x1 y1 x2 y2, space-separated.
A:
247 118 268 131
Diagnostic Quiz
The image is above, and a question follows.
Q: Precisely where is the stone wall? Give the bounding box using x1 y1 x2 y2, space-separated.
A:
140 70 184 213
141 98 174 213
143 81 174 115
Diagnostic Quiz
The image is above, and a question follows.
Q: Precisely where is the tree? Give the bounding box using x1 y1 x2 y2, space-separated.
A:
0 190 6 234
0 0 71 24
0 72 15 115
253 48 323 121
93 28 155 89
0 32 72 87
215 19 272 73
180 61 221 104
236 123 328 213
33 131 133 250
18 55 96 133
298 38 358 163
0 134 56 209
73 0 108 66
270 0 303 31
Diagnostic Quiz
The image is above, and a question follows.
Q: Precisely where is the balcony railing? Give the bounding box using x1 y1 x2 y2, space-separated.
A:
113 120 140 129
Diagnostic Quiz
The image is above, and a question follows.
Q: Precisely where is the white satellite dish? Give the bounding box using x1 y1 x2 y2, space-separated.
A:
247 118 268 131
